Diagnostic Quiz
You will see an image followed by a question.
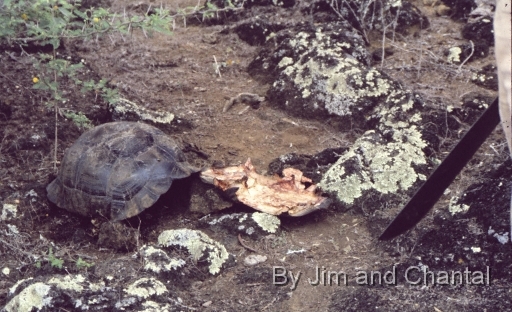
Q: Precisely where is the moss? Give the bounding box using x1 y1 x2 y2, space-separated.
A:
158 229 229 275
251 212 281 233
124 277 168 299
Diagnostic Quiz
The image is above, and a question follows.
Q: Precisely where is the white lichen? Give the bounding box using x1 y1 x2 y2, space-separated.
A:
448 196 470 215
320 130 427 203
251 212 281 233
471 246 481 253
4 282 52 312
273 27 402 119
1 203 17 221
140 300 173 312
110 98 175 124
278 57 294 68
447 47 462 63
124 277 168 299
157 229 229 275
47 274 85 292
139 245 186 273
244 254 267 266
320 99 428 204
9 278 33 295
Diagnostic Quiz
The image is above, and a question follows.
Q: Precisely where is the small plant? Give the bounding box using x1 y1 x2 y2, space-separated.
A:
0 0 177 169
62 110 93 129
75 257 94 269
47 247 64 269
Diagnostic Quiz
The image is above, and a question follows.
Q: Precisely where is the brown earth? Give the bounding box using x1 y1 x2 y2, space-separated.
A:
1 0 511 311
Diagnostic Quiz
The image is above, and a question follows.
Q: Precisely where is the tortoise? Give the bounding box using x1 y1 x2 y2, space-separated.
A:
47 121 198 221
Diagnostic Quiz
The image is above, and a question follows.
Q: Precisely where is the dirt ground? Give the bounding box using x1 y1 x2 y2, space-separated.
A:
1 0 511 311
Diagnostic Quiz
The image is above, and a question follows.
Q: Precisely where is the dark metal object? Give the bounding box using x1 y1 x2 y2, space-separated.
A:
379 97 501 240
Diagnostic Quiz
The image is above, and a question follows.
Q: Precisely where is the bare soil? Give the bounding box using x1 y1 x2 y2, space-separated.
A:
1 0 511 311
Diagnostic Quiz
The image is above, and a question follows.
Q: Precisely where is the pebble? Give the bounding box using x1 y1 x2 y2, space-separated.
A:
244 254 267 266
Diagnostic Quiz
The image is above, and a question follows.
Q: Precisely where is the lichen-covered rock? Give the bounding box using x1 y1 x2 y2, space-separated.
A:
445 42 489 64
471 64 498 90
252 212 280 233
461 17 494 46
239 1 459 214
1 203 17 221
157 229 229 274
234 17 287 46
139 245 186 274
109 98 174 125
243 6 442 210
319 93 436 208
260 21 421 128
3 275 108 312
201 212 281 238
2 274 185 312
454 92 495 123
123 277 167 299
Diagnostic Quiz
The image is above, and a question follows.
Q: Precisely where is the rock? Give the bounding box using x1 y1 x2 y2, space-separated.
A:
1 203 17 221
319 93 438 209
471 64 498 90
109 98 174 125
441 0 477 21
2 275 120 312
139 245 186 274
445 42 489 64
234 18 286 46
244 254 267 266
157 229 229 275
461 18 494 46
201 212 281 238
242 6 445 212
108 98 193 131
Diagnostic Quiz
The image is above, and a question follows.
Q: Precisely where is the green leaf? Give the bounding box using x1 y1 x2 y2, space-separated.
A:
73 9 88 20
33 82 49 91
58 7 72 18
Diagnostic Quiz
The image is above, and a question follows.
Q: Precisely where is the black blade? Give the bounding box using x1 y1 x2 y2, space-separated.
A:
379 97 501 240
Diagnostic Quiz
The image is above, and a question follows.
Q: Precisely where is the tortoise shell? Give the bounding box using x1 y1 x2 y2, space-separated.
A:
47 122 197 221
